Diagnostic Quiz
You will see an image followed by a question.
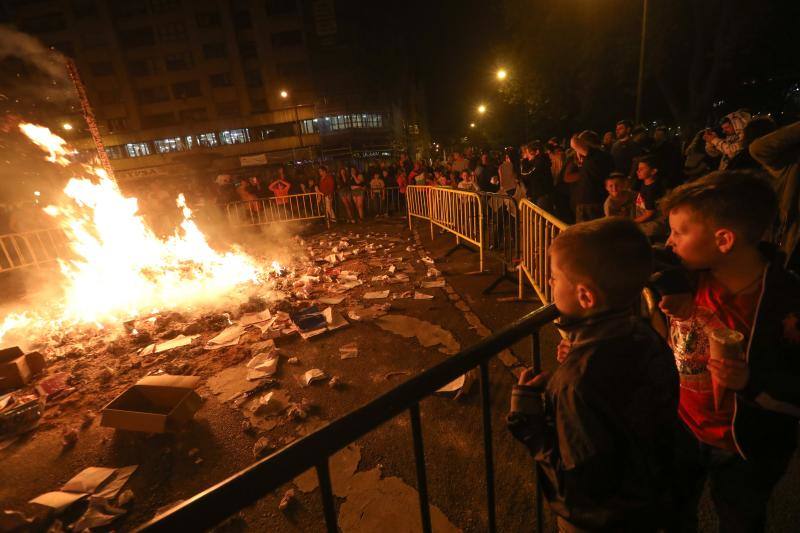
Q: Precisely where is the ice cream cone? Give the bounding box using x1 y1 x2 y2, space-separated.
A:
709 327 745 411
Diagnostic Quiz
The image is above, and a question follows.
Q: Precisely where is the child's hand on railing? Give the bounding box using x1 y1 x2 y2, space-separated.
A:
556 338 571 364
517 368 550 389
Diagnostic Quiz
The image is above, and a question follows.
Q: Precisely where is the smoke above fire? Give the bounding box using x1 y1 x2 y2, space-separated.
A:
0 123 276 345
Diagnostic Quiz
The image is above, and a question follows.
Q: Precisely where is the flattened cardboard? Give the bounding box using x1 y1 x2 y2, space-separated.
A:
100 375 201 433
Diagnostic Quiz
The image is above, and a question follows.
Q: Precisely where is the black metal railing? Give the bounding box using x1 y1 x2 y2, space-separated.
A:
137 303 559 532
479 192 520 293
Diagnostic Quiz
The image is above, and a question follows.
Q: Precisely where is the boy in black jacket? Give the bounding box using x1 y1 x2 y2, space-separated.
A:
508 217 679 531
655 171 800 532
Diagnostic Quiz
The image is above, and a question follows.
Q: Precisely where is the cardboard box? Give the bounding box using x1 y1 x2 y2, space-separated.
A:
0 347 46 391
100 375 202 433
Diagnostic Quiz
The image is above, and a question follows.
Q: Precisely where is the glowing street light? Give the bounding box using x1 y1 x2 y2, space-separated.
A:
470 122 476 128
496 68 507 81
62 123 73 131
280 90 289 99
477 104 486 114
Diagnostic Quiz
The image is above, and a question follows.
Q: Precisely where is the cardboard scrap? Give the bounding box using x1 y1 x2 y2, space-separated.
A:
421 280 446 289
240 309 272 326
414 291 434 300
155 334 198 354
318 296 346 305
375 315 461 355
0 347 46 390
205 325 244 350
363 290 389 300
246 351 279 380
302 369 327 386
339 343 359 359
29 491 87 512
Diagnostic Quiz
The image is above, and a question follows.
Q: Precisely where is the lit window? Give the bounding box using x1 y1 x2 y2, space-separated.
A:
301 119 317 134
105 145 126 160
196 132 218 147
219 128 250 144
153 137 186 154
125 142 151 157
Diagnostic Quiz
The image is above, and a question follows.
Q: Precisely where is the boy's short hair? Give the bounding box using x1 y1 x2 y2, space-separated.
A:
637 154 659 170
549 218 653 308
661 171 777 244
605 171 626 182
617 119 633 128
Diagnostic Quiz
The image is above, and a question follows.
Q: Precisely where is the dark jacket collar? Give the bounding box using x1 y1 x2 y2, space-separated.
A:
555 308 636 350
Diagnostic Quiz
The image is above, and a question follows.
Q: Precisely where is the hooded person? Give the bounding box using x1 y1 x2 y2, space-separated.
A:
704 110 751 170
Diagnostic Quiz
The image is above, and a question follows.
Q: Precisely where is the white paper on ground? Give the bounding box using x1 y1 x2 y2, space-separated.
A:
318 296 346 305
363 290 389 299
436 375 466 394
246 352 279 377
240 309 272 326
61 467 116 494
422 280 446 288
205 325 245 349
303 369 327 386
339 343 359 359
29 491 87 512
155 334 198 354
414 291 434 300
93 466 138 500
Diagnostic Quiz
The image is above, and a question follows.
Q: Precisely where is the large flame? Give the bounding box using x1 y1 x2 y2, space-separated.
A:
0 123 266 343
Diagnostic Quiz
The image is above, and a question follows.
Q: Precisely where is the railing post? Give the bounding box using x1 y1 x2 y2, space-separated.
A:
531 330 544 533
316 460 338 533
479 361 497 533
409 404 433 533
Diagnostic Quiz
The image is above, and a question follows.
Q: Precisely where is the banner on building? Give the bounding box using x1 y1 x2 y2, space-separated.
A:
240 153 268 167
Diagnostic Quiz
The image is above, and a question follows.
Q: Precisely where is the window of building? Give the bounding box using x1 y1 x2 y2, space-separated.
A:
141 112 177 128
196 11 222 28
253 124 292 139
209 72 233 87
179 108 209 121
136 85 170 104
120 28 155 47
72 1 98 19
244 70 262 87
219 128 250 144
265 0 297 16
365 114 384 128
128 57 160 76
89 61 114 76
184 136 194 149
202 42 227 59
238 41 257 59
107 118 128 132
164 51 193 71
270 30 303 48
99 89 123 104
105 145 126 159
300 119 318 135
195 132 218 147
149 0 179 13
216 101 241 118
172 80 202 99
157 22 187 43
22 13 67 33
234 11 252 29
154 136 186 154
125 142 152 157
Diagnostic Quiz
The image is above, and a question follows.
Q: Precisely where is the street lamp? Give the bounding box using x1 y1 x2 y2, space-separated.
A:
496 68 507 81
62 123 73 131
470 122 476 128
477 104 486 114
280 90 289 99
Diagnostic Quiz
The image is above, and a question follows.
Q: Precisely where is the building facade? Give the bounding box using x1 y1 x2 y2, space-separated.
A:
1 0 429 185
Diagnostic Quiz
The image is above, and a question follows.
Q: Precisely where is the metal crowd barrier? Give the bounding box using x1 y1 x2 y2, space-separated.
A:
226 192 329 228
0 228 69 273
518 200 568 303
427 187 484 272
137 303 559 533
479 192 520 293
406 185 430 227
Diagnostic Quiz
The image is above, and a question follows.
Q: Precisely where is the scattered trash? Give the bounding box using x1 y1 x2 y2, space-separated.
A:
61 427 78 449
29 465 137 515
328 376 342 388
35 372 71 398
318 296 346 305
253 437 272 458
376 315 461 355
205 325 244 350
0 510 33 530
279 489 295 511
246 351 279 380
363 290 390 300
70 497 127 530
0 394 44 437
339 343 359 359
155 334 199 354
239 309 272 326
421 256 435 264
414 291 434 300
384 371 410 380
436 375 466 395
287 404 307 420
100 375 202 433
0 347 46 391
426 267 441 278
286 357 300 365
118 489 135 507
421 280 446 289
302 369 327 386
